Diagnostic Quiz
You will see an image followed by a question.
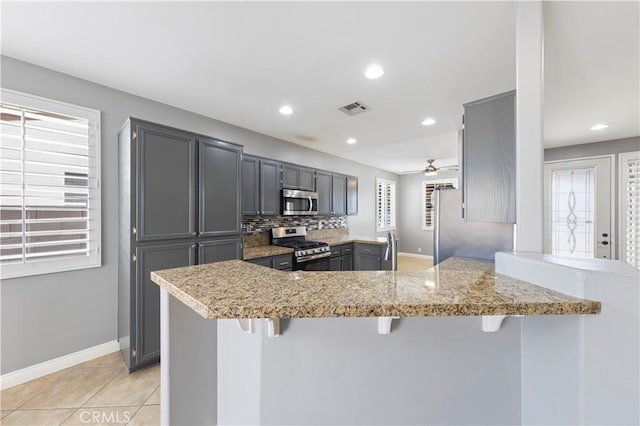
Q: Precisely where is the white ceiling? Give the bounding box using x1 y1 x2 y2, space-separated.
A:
1 2 637 174
544 2 639 148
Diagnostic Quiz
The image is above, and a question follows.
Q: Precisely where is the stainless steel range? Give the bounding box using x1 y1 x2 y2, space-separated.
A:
271 226 330 271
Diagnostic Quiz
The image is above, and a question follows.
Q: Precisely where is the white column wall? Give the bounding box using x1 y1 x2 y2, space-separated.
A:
515 1 545 252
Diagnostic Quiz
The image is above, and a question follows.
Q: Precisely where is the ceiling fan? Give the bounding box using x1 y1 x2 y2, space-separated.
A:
403 159 459 176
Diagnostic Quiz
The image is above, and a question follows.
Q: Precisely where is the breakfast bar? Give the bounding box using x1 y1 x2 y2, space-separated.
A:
150 257 604 425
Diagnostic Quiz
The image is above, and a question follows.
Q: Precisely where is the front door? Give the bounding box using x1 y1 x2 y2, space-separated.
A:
544 156 613 259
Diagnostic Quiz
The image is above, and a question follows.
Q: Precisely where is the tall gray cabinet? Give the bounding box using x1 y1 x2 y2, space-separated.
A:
118 118 242 372
462 91 516 223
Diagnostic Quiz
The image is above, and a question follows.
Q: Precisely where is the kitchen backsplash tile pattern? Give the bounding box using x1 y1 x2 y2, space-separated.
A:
243 215 347 236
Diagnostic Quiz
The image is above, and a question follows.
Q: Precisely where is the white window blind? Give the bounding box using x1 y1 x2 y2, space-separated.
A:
422 178 458 231
620 151 640 268
376 178 396 232
0 90 101 279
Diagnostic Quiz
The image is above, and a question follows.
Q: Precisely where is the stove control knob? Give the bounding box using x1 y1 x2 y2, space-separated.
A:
299 250 306 256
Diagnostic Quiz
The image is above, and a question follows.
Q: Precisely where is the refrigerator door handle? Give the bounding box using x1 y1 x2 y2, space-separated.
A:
433 189 441 265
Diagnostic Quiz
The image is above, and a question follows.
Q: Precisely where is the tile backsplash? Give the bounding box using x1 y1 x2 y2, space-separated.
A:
243 215 347 235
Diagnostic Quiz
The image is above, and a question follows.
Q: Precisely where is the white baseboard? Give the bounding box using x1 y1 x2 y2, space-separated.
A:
0 340 120 390
398 252 433 260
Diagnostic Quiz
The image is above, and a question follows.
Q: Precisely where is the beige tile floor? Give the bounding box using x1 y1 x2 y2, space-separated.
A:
397 254 433 271
0 352 160 426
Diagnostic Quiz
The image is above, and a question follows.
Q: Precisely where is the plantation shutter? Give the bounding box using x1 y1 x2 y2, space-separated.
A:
422 180 457 230
0 91 101 278
622 152 640 268
376 178 396 232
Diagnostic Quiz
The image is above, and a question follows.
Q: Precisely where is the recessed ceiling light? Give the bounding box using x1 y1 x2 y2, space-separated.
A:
364 65 384 80
279 105 293 115
346 138 357 145
421 118 437 126
590 123 608 131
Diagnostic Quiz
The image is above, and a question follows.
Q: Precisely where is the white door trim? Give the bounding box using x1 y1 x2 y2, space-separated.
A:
544 154 616 259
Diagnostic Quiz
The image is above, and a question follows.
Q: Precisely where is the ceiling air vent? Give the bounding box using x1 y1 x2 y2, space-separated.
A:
338 101 370 116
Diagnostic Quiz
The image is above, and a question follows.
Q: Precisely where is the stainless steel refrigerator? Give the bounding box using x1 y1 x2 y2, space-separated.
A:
433 188 514 265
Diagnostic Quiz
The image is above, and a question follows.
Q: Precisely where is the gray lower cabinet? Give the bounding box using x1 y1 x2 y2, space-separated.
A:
199 237 242 264
329 244 354 271
247 253 293 270
119 118 243 372
135 242 196 368
135 122 196 241
353 243 383 271
462 90 516 223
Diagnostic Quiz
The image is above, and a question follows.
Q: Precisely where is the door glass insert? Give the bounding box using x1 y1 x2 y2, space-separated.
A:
550 167 595 257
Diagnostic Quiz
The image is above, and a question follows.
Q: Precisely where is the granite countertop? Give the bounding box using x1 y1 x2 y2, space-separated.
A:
150 257 601 320
316 235 388 246
242 235 386 261
243 245 293 260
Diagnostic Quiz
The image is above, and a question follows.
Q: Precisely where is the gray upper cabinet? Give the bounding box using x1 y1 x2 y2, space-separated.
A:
260 159 281 215
242 155 280 216
198 237 242 264
242 156 259 216
135 242 196 366
199 138 242 236
316 171 348 216
346 176 358 215
332 174 347 215
298 167 315 191
316 171 332 215
136 123 196 241
281 163 315 191
462 91 516 223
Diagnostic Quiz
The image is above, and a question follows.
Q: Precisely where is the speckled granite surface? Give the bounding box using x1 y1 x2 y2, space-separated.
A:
315 236 387 246
150 257 601 320
243 245 293 260
242 232 385 260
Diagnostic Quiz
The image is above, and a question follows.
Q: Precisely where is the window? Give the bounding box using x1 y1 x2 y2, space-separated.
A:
0 89 101 279
376 178 396 232
422 178 458 230
620 151 640 268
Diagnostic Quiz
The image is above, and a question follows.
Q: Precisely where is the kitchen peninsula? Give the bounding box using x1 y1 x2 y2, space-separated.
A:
151 257 601 425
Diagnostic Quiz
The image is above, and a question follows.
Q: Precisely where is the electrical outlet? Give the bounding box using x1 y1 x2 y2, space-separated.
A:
417 247 422 253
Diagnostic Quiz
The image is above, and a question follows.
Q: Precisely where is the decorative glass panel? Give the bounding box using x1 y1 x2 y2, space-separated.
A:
550 167 595 258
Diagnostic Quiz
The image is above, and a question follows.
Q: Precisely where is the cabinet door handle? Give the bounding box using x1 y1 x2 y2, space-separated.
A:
279 261 290 266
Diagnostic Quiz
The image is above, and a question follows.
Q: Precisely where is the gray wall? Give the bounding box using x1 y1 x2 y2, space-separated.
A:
0 55 397 374
397 170 458 256
544 136 640 161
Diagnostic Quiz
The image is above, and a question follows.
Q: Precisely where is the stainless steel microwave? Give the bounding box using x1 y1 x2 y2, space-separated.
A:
281 189 318 216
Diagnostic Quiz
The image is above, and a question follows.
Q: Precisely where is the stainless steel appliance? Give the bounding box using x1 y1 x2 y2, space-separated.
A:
271 226 330 270
433 188 514 264
281 189 318 216
383 231 398 270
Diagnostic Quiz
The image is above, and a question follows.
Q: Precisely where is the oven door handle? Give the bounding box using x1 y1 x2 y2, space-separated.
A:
308 196 313 213
297 252 331 263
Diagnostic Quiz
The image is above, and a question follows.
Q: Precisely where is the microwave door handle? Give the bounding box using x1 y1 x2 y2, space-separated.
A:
308 196 313 212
